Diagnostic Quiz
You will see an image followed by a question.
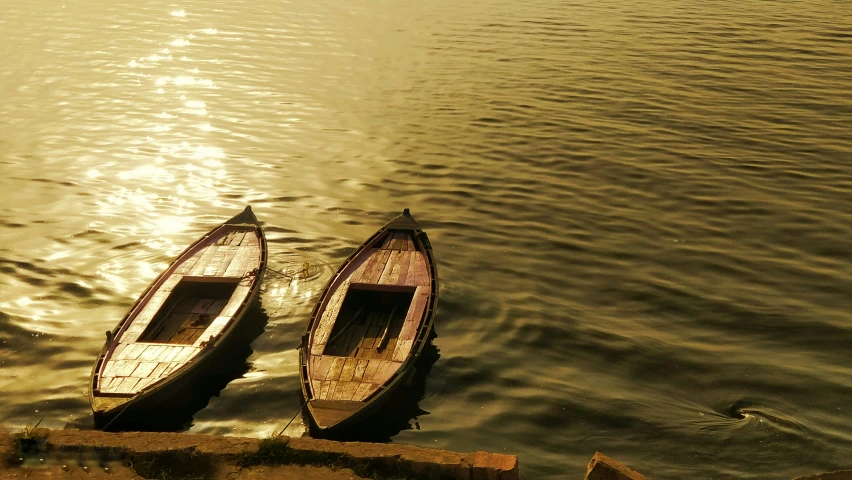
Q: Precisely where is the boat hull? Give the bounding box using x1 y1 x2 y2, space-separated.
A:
299 209 438 437
89 206 267 429
91 288 264 430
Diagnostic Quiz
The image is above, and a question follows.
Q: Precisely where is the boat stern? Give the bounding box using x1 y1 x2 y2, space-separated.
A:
91 394 133 424
306 399 363 433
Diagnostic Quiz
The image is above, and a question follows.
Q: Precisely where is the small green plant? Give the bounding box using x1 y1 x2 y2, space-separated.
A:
18 417 45 439
8 417 47 465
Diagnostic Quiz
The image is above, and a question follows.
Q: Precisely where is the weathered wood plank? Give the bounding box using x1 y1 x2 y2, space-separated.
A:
162 346 184 362
380 233 395 250
378 251 401 284
173 297 197 313
149 362 171 378
325 357 345 381
212 247 239 276
359 250 389 284
175 252 202 275
363 360 382 383
339 358 356 383
392 339 414 362
326 381 339 400
215 231 234 246
314 356 334 381
131 362 158 378
191 299 214 314
398 288 427 340
353 383 373 402
364 326 380 348
203 247 227 276
405 251 419 286
395 232 409 250
357 347 375 360
394 251 411 286
110 343 129 360
378 338 397 361
375 361 402 385
314 281 350 346
319 381 331 400
353 359 368 382
164 362 184 376
350 249 380 283
116 343 147 361
188 246 219 276
174 346 199 362
149 314 184 343
139 345 167 362
133 378 155 392
408 252 429 286
114 360 141 377
101 361 120 377
97 376 117 392
223 249 250 277
112 377 141 394
347 325 367 353
334 381 358 402
229 231 247 246
206 299 228 315
362 249 389 283
220 285 251 317
242 231 259 246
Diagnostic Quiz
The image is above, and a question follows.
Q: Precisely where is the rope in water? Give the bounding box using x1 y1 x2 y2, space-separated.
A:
98 401 133 431
275 397 310 439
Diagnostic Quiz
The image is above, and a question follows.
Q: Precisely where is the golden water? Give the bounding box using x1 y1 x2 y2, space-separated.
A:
1 0 851 477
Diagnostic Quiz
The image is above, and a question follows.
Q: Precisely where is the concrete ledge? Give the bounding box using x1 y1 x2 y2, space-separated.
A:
2 428 519 480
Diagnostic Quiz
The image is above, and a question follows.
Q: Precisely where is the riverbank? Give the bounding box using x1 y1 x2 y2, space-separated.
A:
5 428 851 479
2 428 519 479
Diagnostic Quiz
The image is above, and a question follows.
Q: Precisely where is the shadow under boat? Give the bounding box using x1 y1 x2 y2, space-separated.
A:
305 329 441 442
69 303 270 432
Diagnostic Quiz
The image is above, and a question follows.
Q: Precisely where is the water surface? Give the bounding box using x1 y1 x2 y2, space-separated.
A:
2 0 851 478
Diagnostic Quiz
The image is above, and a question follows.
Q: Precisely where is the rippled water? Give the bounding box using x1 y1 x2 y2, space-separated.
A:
2 0 851 478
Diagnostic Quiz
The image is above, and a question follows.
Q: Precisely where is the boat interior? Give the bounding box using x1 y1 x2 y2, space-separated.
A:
138 279 239 345
323 285 415 359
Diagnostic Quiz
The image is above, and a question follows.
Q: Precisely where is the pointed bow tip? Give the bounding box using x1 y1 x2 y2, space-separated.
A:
403 208 410 216
226 205 259 225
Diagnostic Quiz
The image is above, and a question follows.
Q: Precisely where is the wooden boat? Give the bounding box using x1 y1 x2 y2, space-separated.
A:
90 206 267 428
299 208 438 436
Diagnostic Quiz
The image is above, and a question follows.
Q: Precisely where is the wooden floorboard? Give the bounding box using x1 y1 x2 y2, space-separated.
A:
353 359 368 382
325 357 345 382
363 360 381 383
353 383 373 402
339 358 356 383
230 232 247 246
188 246 218 276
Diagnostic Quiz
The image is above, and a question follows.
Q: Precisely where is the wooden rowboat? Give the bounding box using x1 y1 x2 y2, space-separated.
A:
90 206 267 428
299 208 438 436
